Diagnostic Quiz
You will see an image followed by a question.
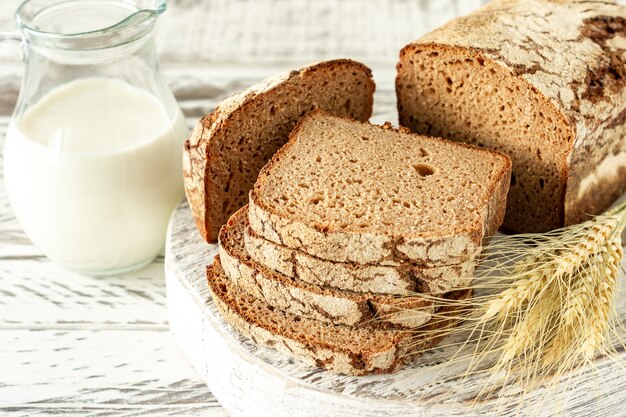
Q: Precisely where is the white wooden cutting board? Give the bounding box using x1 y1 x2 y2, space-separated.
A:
164 200 626 417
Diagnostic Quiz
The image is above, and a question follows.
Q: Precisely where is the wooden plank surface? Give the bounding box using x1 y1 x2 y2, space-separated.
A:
1 330 224 415
0 0 484 114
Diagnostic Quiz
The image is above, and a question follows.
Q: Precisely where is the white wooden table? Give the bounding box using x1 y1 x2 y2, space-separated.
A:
2 0 624 415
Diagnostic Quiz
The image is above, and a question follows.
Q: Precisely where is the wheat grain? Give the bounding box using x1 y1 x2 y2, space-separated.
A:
579 237 622 361
483 270 546 320
395 200 626 406
481 218 618 323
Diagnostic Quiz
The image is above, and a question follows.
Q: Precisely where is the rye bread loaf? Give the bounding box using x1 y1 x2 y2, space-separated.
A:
184 59 375 242
207 256 469 375
244 219 475 295
219 207 439 328
396 0 626 233
248 112 511 266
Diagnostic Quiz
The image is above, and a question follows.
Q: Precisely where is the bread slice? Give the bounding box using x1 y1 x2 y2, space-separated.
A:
184 59 375 242
207 256 469 375
396 0 626 233
220 206 440 328
245 216 474 296
248 112 511 266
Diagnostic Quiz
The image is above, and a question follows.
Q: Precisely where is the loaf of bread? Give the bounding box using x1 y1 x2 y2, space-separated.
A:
184 59 375 242
248 112 512 266
396 0 626 233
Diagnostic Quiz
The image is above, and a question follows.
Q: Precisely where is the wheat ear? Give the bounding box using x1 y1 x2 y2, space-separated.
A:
397 200 626 405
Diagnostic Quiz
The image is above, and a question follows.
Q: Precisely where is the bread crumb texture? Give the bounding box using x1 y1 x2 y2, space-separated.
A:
397 0 626 232
184 60 375 242
250 112 511 265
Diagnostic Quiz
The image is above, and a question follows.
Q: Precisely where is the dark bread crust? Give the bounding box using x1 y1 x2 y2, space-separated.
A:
183 60 375 242
249 111 512 266
219 206 454 328
207 256 471 376
569 162 626 223
183 111 220 241
245 223 477 295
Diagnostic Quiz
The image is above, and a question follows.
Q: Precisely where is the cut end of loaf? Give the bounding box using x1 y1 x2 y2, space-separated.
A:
184 59 375 242
396 43 573 233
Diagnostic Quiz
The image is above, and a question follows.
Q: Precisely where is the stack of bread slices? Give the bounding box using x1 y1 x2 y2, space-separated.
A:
204 111 511 375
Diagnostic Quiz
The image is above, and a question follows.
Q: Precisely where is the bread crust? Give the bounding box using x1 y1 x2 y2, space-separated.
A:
397 0 626 231
248 112 512 266
183 60 375 242
219 207 441 328
207 257 470 376
245 222 475 296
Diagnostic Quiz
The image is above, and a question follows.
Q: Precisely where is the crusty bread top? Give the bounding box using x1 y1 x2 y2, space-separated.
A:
408 0 626 151
251 111 511 239
184 59 375 242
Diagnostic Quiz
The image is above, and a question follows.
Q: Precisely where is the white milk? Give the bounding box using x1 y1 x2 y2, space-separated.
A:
4 78 189 274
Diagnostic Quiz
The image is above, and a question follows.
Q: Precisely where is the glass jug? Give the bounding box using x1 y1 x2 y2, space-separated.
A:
3 0 189 276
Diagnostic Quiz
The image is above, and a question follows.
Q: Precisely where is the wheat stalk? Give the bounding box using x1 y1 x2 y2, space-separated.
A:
389 200 626 406
579 238 622 361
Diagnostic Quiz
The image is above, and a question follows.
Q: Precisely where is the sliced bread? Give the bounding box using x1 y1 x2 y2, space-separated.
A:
184 59 375 242
248 111 512 266
207 256 469 375
245 217 474 295
396 0 626 232
219 207 438 328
